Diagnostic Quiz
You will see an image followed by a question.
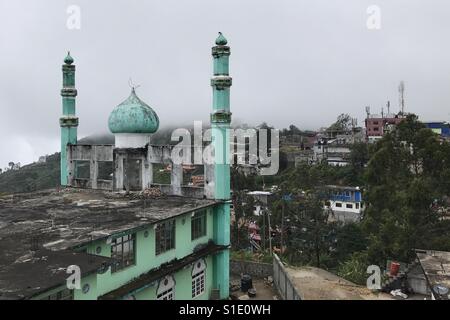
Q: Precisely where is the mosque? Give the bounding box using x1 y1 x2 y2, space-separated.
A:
0 33 232 300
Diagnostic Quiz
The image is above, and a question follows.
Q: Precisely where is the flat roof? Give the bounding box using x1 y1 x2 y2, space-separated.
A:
0 188 218 299
285 266 392 300
416 249 450 299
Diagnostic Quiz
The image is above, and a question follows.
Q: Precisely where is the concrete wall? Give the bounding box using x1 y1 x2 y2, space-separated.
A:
407 264 430 295
68 143 213 199
67 144 114 190
272 254 301 300
230 259 272 278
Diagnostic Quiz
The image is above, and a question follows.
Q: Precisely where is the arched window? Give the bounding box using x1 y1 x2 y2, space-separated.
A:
156 275 175 300
191 259 206 298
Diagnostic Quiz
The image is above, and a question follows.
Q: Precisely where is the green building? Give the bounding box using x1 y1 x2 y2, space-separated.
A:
0 33 232 300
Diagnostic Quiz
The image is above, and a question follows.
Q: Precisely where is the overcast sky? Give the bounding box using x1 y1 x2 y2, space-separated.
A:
1 0 450 169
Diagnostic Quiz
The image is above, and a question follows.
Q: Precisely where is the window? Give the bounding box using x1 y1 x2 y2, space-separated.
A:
374 127 379 131
155 220 176 255
356 203 360 209
97 161 114 180
192 259 206 298
157 276 175 300
111 233 135 273
74 160 90 179
335 202 342 208
157 287 174 300
43 288 73 300
152 163 171 184
346 203 353 209
192 270 205 298
191 211 207 240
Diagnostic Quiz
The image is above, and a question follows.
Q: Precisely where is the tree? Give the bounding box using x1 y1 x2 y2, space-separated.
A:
328 113 352 132
230 166 257 249
272 190 337 268
8 162 14 170
347 142 370 185
363 114 450 265
334 223 368 263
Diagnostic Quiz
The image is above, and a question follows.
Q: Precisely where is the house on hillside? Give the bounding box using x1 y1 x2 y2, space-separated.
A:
324 185 364 223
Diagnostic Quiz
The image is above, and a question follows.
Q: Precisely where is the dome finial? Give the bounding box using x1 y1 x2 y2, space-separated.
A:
128 78 141 93
215 32 227 45
64 51 74 65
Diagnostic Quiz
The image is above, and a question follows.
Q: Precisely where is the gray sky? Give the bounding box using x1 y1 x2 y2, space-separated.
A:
1 0 450 169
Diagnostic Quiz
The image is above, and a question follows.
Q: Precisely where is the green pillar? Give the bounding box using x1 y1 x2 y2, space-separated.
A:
60 52 78 186
211 32 232 300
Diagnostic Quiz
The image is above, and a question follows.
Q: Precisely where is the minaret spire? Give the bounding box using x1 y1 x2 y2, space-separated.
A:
211 32 232 300
60 51 78 186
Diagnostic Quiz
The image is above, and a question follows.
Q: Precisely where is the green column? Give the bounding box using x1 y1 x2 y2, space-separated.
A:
60 52 78 186
211 33 232 300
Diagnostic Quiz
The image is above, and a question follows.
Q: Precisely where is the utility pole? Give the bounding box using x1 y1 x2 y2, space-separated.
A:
280 200 285 255
267 208 272 256
262 208 266 251
399 81 405 115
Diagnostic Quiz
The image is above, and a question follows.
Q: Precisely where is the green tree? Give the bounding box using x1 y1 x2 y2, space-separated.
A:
230 166 257 249
328 113 352 132
363 114 450 265
273 191 337 268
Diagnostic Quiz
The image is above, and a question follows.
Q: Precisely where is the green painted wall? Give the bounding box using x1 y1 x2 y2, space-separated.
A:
94 207 214 297
132 255 213 300
34 207 217 300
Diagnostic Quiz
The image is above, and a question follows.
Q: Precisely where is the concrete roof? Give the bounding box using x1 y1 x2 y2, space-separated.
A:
416 249 450 299
285 266 392 300
0 188 218 299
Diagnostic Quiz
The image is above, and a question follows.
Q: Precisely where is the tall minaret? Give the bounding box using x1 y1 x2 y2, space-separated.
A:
60 52 78 186
211 32 231 299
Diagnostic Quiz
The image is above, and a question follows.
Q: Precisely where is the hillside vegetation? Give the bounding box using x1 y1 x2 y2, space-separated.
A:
0 153 60 194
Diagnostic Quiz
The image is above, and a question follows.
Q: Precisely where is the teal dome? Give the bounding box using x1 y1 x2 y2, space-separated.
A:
108 89 159 134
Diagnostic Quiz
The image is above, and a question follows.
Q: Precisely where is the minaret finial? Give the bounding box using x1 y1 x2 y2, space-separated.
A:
215 32 228 45
64 51 74 65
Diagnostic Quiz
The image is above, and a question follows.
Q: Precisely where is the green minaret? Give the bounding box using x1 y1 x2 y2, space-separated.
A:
60 52 78 186
211 32 231 299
